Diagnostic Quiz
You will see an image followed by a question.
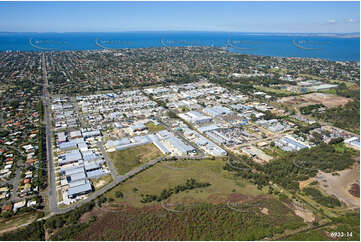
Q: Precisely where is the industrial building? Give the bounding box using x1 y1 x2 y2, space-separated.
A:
178 111 212 124
203 105 233 117
344 137 360 150
275 135 309 152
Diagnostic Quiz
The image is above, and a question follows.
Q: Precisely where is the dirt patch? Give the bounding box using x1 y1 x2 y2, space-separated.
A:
315 162 360 208
207 193 228 204
293 206 315 223
299 178 315 190
260 207 269 215
227 193 254 203
94 179 106 189
348 184 360 198
279 93 351 108
180 196 198 204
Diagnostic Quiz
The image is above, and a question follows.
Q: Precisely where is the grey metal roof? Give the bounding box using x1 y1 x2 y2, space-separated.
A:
59 150 82 164
198 124 220 133
282 137 308 149
64 166 85 176
87 169 106 179
152 140 169 154
67 182 92 197
58 141 77 150
84 161 100 171
168 136 195 153
105 138 130 147
82 130 101 138
69 179 87 188
134 135 151 143
69 170 86 182
131 123 146 130
81 151 98 161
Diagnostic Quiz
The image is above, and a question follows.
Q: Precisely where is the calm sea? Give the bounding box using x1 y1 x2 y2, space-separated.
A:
0 32 359 61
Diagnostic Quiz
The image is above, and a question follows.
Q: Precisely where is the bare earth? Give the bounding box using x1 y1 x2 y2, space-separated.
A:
315 162 360 208
293 205 315 223
279 92 351 108
260 207 269 215
299 177 315 190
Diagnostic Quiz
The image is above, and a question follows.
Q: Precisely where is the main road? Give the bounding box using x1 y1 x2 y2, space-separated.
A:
42 53 58 213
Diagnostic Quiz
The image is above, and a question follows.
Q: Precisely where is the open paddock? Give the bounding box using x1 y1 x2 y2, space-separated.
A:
279 93 351 108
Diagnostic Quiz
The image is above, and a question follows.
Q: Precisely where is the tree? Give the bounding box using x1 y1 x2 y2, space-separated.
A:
115 191 123 198
250 113 257 122
329 137 344 145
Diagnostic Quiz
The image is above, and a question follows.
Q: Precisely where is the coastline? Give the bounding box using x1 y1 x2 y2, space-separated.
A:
0 32 359 62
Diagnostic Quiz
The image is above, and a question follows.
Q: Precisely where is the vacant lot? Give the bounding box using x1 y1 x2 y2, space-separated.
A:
255 85 296 95
76 198 305 241
279 93 351 108
107 143 163 175
104 158 265 207
315 162 360 208
90 174 113 190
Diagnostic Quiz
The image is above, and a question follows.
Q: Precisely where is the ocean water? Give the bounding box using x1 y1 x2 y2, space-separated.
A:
0 32 359 61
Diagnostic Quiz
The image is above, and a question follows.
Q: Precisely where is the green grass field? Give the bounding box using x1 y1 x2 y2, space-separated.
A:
255 85 298 95
0 212 42 234
105 158 266 207
107 143 163 175
144 122 166 133
328 79 358 88
90 174 113 191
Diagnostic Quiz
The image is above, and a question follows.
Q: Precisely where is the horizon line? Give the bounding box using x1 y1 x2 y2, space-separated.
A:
0 30 360 35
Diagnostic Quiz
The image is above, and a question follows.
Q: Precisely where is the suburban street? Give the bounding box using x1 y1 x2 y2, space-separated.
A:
9 157 22 202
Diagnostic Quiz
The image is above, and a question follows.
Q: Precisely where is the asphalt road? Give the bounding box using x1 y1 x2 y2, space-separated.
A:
42 54 58 213
97 141 118 179
10 156 22 202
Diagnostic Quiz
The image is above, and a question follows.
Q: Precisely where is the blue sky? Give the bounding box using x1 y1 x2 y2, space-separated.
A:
0 1 359 33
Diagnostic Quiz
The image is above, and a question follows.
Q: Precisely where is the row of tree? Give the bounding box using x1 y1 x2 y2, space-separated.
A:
141 178 211 203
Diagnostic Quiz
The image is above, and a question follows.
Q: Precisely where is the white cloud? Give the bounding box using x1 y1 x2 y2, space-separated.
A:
346 18 360 24
327 19 336 24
